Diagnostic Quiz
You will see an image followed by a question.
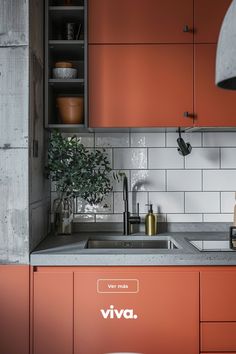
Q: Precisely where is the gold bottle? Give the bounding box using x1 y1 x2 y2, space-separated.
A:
145 204 157 236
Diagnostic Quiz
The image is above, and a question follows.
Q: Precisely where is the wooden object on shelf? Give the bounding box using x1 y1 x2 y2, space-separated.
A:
57 96 84 124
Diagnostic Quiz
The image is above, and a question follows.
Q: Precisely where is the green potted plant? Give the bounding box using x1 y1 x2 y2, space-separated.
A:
47 131 119 234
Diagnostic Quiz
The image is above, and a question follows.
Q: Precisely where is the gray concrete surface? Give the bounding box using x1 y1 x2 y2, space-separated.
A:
0 0 29 263
0 0 49 263
30 231 236 266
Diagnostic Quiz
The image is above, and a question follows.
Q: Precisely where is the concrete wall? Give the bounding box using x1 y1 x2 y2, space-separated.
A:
0 0 49 263
0 0 29 263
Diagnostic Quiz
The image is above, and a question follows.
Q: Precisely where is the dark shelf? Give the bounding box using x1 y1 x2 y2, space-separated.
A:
46 0 87 130
49 79 84 89
49 0 84 6
49 40 84 45
49 6 84 10
46 124 88 133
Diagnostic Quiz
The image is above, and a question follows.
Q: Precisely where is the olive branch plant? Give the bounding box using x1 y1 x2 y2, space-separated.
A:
47 131 122 212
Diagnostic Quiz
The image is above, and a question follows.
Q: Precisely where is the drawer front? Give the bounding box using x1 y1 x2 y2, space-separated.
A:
201 323 236 352
201 271 236 321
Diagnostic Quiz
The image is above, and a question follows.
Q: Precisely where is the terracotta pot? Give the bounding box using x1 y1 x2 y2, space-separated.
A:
57 97 84 124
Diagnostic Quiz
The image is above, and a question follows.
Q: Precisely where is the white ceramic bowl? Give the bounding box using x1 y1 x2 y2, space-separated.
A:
52 67 77 79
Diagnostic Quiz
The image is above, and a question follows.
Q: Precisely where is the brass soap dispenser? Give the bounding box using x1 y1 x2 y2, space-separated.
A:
145 204 157 236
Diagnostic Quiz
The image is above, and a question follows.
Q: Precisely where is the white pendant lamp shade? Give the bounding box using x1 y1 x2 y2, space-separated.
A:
216 0 236 90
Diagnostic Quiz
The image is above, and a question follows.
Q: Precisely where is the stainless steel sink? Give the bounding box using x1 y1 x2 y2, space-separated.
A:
85 239 178 249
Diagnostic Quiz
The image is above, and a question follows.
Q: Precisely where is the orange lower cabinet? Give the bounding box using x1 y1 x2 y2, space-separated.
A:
201 322 236 352
0 265 29 354
33 269 73 354
89 44 193 128
74 268 199 354
200 270 236 321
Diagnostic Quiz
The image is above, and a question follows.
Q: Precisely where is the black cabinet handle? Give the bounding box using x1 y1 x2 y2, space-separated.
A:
184 111 191 118
183 25 190 33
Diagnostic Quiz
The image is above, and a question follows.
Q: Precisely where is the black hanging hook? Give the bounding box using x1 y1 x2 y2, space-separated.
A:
177 127 192 156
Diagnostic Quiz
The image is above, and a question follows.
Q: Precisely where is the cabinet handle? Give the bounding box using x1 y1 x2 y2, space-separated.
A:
183 25 190 33
184 111 191 118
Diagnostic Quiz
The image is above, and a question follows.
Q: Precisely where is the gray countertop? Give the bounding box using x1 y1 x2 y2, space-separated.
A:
30 231 236 266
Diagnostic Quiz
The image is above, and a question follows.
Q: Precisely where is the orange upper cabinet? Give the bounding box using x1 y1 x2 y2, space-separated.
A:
194 44 236 127
89 44 194 128
88 0 193 44
194 0 231 43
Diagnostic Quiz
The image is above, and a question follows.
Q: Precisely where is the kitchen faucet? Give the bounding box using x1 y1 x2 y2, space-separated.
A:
123 175 141 235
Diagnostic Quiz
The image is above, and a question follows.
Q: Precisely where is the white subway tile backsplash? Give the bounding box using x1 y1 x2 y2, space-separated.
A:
95 133 129 147
221 192 235 213
96 214 123 223
221 148 236 168
73 214 95 223
149 192 184 213
62 133 94 147
185 192 220 213
166 214 203 222
114 148 147 169
203 170 236 191
203 214 233 222
111 170 130 191
114 192 148 214
131 133 165 147
51 132 236 223
148 148 184 169
167 170 202 191
131 170 165 191
166 132 202 147
203 132 236 147
76 194 113 214
185 148 220 169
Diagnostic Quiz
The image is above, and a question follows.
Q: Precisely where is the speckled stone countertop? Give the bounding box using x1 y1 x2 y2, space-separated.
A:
30 231 236 266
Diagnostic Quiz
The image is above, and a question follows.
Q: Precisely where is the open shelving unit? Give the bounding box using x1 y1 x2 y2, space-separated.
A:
45 0 87 130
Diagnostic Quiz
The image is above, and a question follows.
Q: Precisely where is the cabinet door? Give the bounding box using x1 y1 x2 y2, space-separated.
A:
89 44 193 128
0 265 29 354
201 323 236 352
33 270 73 354
74 269 199 354
194 0 231 43
194 44 236 127
89 0 193 44
201 270 236 321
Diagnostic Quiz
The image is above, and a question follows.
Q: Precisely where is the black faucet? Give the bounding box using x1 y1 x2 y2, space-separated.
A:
123 175 141 235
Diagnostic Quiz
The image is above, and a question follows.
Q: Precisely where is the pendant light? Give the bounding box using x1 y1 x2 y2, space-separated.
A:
216 0 236 90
